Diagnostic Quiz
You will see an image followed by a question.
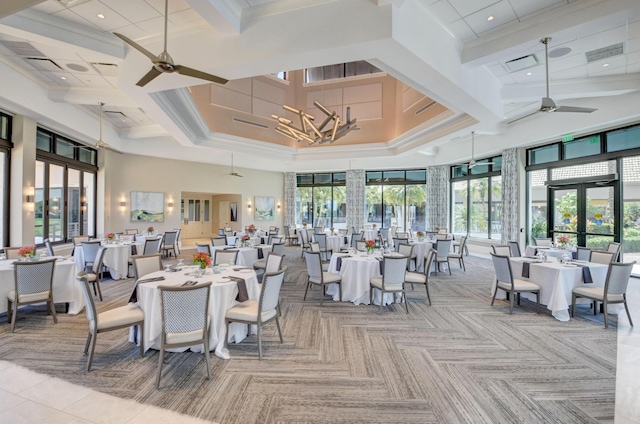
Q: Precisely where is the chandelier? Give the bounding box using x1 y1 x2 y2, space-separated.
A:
272 101 359 145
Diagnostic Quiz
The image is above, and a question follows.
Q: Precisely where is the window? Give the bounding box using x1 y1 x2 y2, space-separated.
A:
563 135 601 159
296 173 346 228
607 125 640 152
365 170 426 231
35 128 97 244
0 112 11 248
305 61 382 83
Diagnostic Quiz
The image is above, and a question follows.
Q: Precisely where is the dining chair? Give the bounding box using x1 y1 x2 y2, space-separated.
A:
507 241 521 257
396 232 409 239
448 236 467 271
211 237 227 247
355 240 367 252
404 248 435 305
161 231 179 258
576 247 592 261
434 239 452 275
4 247 21 260
434 233 450 241
303 251 341 305
284 226 298 246
214 249 238 265
571 261 635 328
196 243 212 255
452 233 469 256
225 268 286 360
77 246 107 301
143 237 163 254
44 238 55 257
397 243 416 271
370 255 409 313
81 240 102 272
254 252 285 282
533 237 552 246
490 253 540 314
392 237 408 252
299 229 312 258
491 244 512 257
314 233 332 261
125 229 138 235
8 259 57 332
132 253 163 280
157 282 211 387
590 250 615 264
78 276 144 371
607 242 622 262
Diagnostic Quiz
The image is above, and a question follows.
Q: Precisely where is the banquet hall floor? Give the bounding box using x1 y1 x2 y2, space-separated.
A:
0 246 636 423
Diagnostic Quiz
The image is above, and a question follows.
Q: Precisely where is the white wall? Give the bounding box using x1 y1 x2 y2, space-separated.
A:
103 151 284 236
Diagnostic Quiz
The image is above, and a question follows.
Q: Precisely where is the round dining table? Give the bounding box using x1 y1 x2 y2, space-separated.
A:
74 241 143 280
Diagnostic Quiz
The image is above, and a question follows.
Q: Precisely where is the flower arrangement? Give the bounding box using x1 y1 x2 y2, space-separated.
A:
372 223 377 229
147 226 154 234
241 234 251 246
302 221 308 228
416 231 425 240
365 240 376 253
105 232 115 242
435 226 441 232
329 227 335 235
246 224 256 235
18 246 36 258
192 252 212 269
557 235 570 247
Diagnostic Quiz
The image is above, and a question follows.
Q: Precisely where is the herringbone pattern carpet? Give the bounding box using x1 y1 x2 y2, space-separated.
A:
0 247 617 423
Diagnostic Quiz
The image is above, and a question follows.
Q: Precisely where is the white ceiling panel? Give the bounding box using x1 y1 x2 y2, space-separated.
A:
578 25 628 54
447 19 477 41
447 0 499 18
464 1 517 35
145 0 191 14
507 0 565 19
51 8 101 29
427 1 461 25
548 65 587 80
586 55 627 75
66 1 131 31
100 0 160 23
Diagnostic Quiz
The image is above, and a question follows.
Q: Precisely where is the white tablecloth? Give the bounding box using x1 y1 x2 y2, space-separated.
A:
362 230 379 241
326 252 402 305
0 258 84 315
525 246 574 258
494 257 609 321
133 266 260 359
311 234 350 255
212 245 271 267
409 240 436 272
74 242 143 280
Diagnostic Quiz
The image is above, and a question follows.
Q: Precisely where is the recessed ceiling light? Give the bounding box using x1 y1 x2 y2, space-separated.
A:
526 72 532 76
97 13 105 19
486 15 495 21
60 76 67 80
603 63 609 67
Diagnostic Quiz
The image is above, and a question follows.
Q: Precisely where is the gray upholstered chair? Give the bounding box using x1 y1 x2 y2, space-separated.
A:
299 229 312 258
8 258 57 332
533 237 552 246
507 241 521 257
284 226 298 246
452 233 469 256
132 253 163 280
161 231 178 257
448 236 468 271
370 255 409 313
211 237 227 247
156 282 211 387
392 237 408 252
404 248 435 305
78 276 144 371
314 233 332 261
590 250 615 264
397 243 416 271
303 251 341 305
576 247 592 261
607 242 622 262
571 261 635 328
254 252 285 282
4 247 21 260
125 229 138 235
44 238 55 256
213 249 238 265
491 244 512 257
434 239 452 275
81 240 102 272
225 268 287 360
196 243 212 255
77 246 107 301
490 253 540 315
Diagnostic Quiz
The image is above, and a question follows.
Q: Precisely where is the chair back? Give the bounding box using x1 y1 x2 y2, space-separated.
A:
306 228 315 241
382 255 407 286
14 259 56 297
607 242 622 261
434 234 448 241
214 249 238 265
390 225 397 237
224 230 233 238
163 231 178 247
78 277 97 324
590 250 615 264
271 236 283 244
351 226 357 235
423 248 436 275
159 282 211 343
604 261 635 295
259 268 287 316
132 254 163 279
576 247 591 261
272 242 285 255
5 247 21 260
211 237 227 247
379 227 390 239
393 238 408 251
143 237 162 254
125 229 138 235
355 241 367 252
284 225 291 236
73 235 90 246
304 251 323 280
533 237 552 246
81 241 102 265
339 228 348 235
396 232 409 239
310 242 320 252
435 239 452 257
507 241 520 257
264 253 284 274
397 243 414 269
490 253 513 285
44 238 55 256
315 233 328 250
196 243 212 255
91 247 108 274
300 229 310 244
492 244 511 257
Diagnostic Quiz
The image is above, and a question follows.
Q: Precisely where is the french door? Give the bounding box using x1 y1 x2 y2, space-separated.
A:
181 198 210 238
548 181 619 247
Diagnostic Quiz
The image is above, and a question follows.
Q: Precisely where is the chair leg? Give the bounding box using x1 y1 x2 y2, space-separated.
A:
404 292 409 314
6 299 12 324
447 260 451 275
425 283 431 306
276 316 283 343
509 290 514 315
95 281 103 302
303 281 310 301
319 284 324 306
203 329 211 379
87 329 98 371
603 301 609 329
49 298 58 324
156 347 165 388
138 324 145 357
369 285 373 305
223 320 230 350
536 291 540 314
622 296 634 327
593 300 598 315
461 257 466 272
84 331 92 355
339 282 342 302
571 294 576 317
10 302 18 333
379 289 384 311
257 324 263 360
490 283 498 306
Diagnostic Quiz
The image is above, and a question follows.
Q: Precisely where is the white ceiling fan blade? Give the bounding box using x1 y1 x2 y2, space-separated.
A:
554 106 597 113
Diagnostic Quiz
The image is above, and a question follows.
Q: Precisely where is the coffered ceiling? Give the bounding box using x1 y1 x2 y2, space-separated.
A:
0 0 639 172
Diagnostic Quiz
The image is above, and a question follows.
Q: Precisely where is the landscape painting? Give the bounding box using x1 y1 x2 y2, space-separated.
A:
131 191 164 222
254 196 274 221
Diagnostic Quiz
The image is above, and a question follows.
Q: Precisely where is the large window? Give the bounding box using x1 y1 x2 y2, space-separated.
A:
296 173 346 228
450 159 502 239
0 112 11 248
365 170 426 231
35 128 97 244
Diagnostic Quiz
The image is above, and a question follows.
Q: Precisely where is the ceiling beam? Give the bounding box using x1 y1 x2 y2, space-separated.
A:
48 87 138 108
0 0 45 19
187 0 241 36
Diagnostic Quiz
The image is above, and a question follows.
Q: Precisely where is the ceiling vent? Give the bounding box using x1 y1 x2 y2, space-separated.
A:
104 111 127 118
25 57 63 71
55 0 91 6
505 54 538 72
91 62 118 76
232 117 268 129
0 40 44 57
586 42 624 63
415 100 436 116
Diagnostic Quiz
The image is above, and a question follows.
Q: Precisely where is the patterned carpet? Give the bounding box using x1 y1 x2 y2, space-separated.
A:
0 247 618 423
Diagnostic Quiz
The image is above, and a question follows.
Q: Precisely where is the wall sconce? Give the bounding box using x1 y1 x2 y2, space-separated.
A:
26 187 35 211
168 202 174 208
80 201 87 211
120 201 126 207
247 203 252 210
277 203 281 210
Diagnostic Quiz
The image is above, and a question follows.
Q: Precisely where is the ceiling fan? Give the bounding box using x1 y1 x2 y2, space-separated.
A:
113 0 228 87
512 37 596 122
73 102 122 153
463 131 493 169
229 154 243 177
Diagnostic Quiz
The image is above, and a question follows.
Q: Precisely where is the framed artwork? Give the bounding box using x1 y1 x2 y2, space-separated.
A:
254 196 275 221
230 202 238 221
130 191 164 222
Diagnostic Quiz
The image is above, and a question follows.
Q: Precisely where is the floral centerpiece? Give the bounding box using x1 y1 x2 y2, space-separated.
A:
435 225 441 232
147 226 154 235
556 235 570 249
105 232 116 242
246 224 256 235
241 234 251 246
192 252 212 269
329 227 335 235
302 221 308 228
372 223 377 229
416 231 425 241
18 246 36 259
365 240 376 254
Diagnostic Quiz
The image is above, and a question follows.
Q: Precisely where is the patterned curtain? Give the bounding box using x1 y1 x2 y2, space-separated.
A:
284 172 297 228
501 148 519 243
426 166 449 231
346 169 365 232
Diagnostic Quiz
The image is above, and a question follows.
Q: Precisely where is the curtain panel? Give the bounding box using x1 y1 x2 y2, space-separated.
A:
346 169 365 232
501 148 518 243
426 165 449 231
284 172 297 228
